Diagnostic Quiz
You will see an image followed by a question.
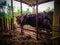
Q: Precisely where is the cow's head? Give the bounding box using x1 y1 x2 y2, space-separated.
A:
16 15 28 25
16 16 21 24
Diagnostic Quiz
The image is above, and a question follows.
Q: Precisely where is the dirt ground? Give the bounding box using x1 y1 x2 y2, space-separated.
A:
0 24 52 45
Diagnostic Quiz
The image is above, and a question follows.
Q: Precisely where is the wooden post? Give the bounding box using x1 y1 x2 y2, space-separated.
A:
36 0 38 40
20 0 23 35
11 0 14 30
4 17 5 31
32 6 35 14
53 2 60 45
0 18 4 31
5 18 8 32
2 18 4 31
9 19 11 30
53 2 60 37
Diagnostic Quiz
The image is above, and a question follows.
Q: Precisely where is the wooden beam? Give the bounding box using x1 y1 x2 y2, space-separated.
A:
15 0 53 6
33 0 53 6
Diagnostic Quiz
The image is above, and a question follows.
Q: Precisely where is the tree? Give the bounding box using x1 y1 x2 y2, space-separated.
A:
45 7 54 12
0 1 7 13
26 8 31 15
0 1 7 31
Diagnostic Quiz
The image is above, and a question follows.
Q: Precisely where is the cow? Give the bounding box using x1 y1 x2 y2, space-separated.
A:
16 14 43 29
16 12 53 33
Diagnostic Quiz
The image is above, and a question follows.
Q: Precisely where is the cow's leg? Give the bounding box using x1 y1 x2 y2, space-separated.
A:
38 27 43 40
35 27 38 40
20 24 24 35
36 27 42 40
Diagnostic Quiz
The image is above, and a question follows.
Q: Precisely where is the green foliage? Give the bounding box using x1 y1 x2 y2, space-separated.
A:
5 14 12 19
39 9 54 13
6 4 13 19
25 8 31 14
14 10 20 16
0 1 8 18
0 2 13 29
0 11 5 18
39 7 54 13
14 16 17 25
7 4 12 11
0 11 12 19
